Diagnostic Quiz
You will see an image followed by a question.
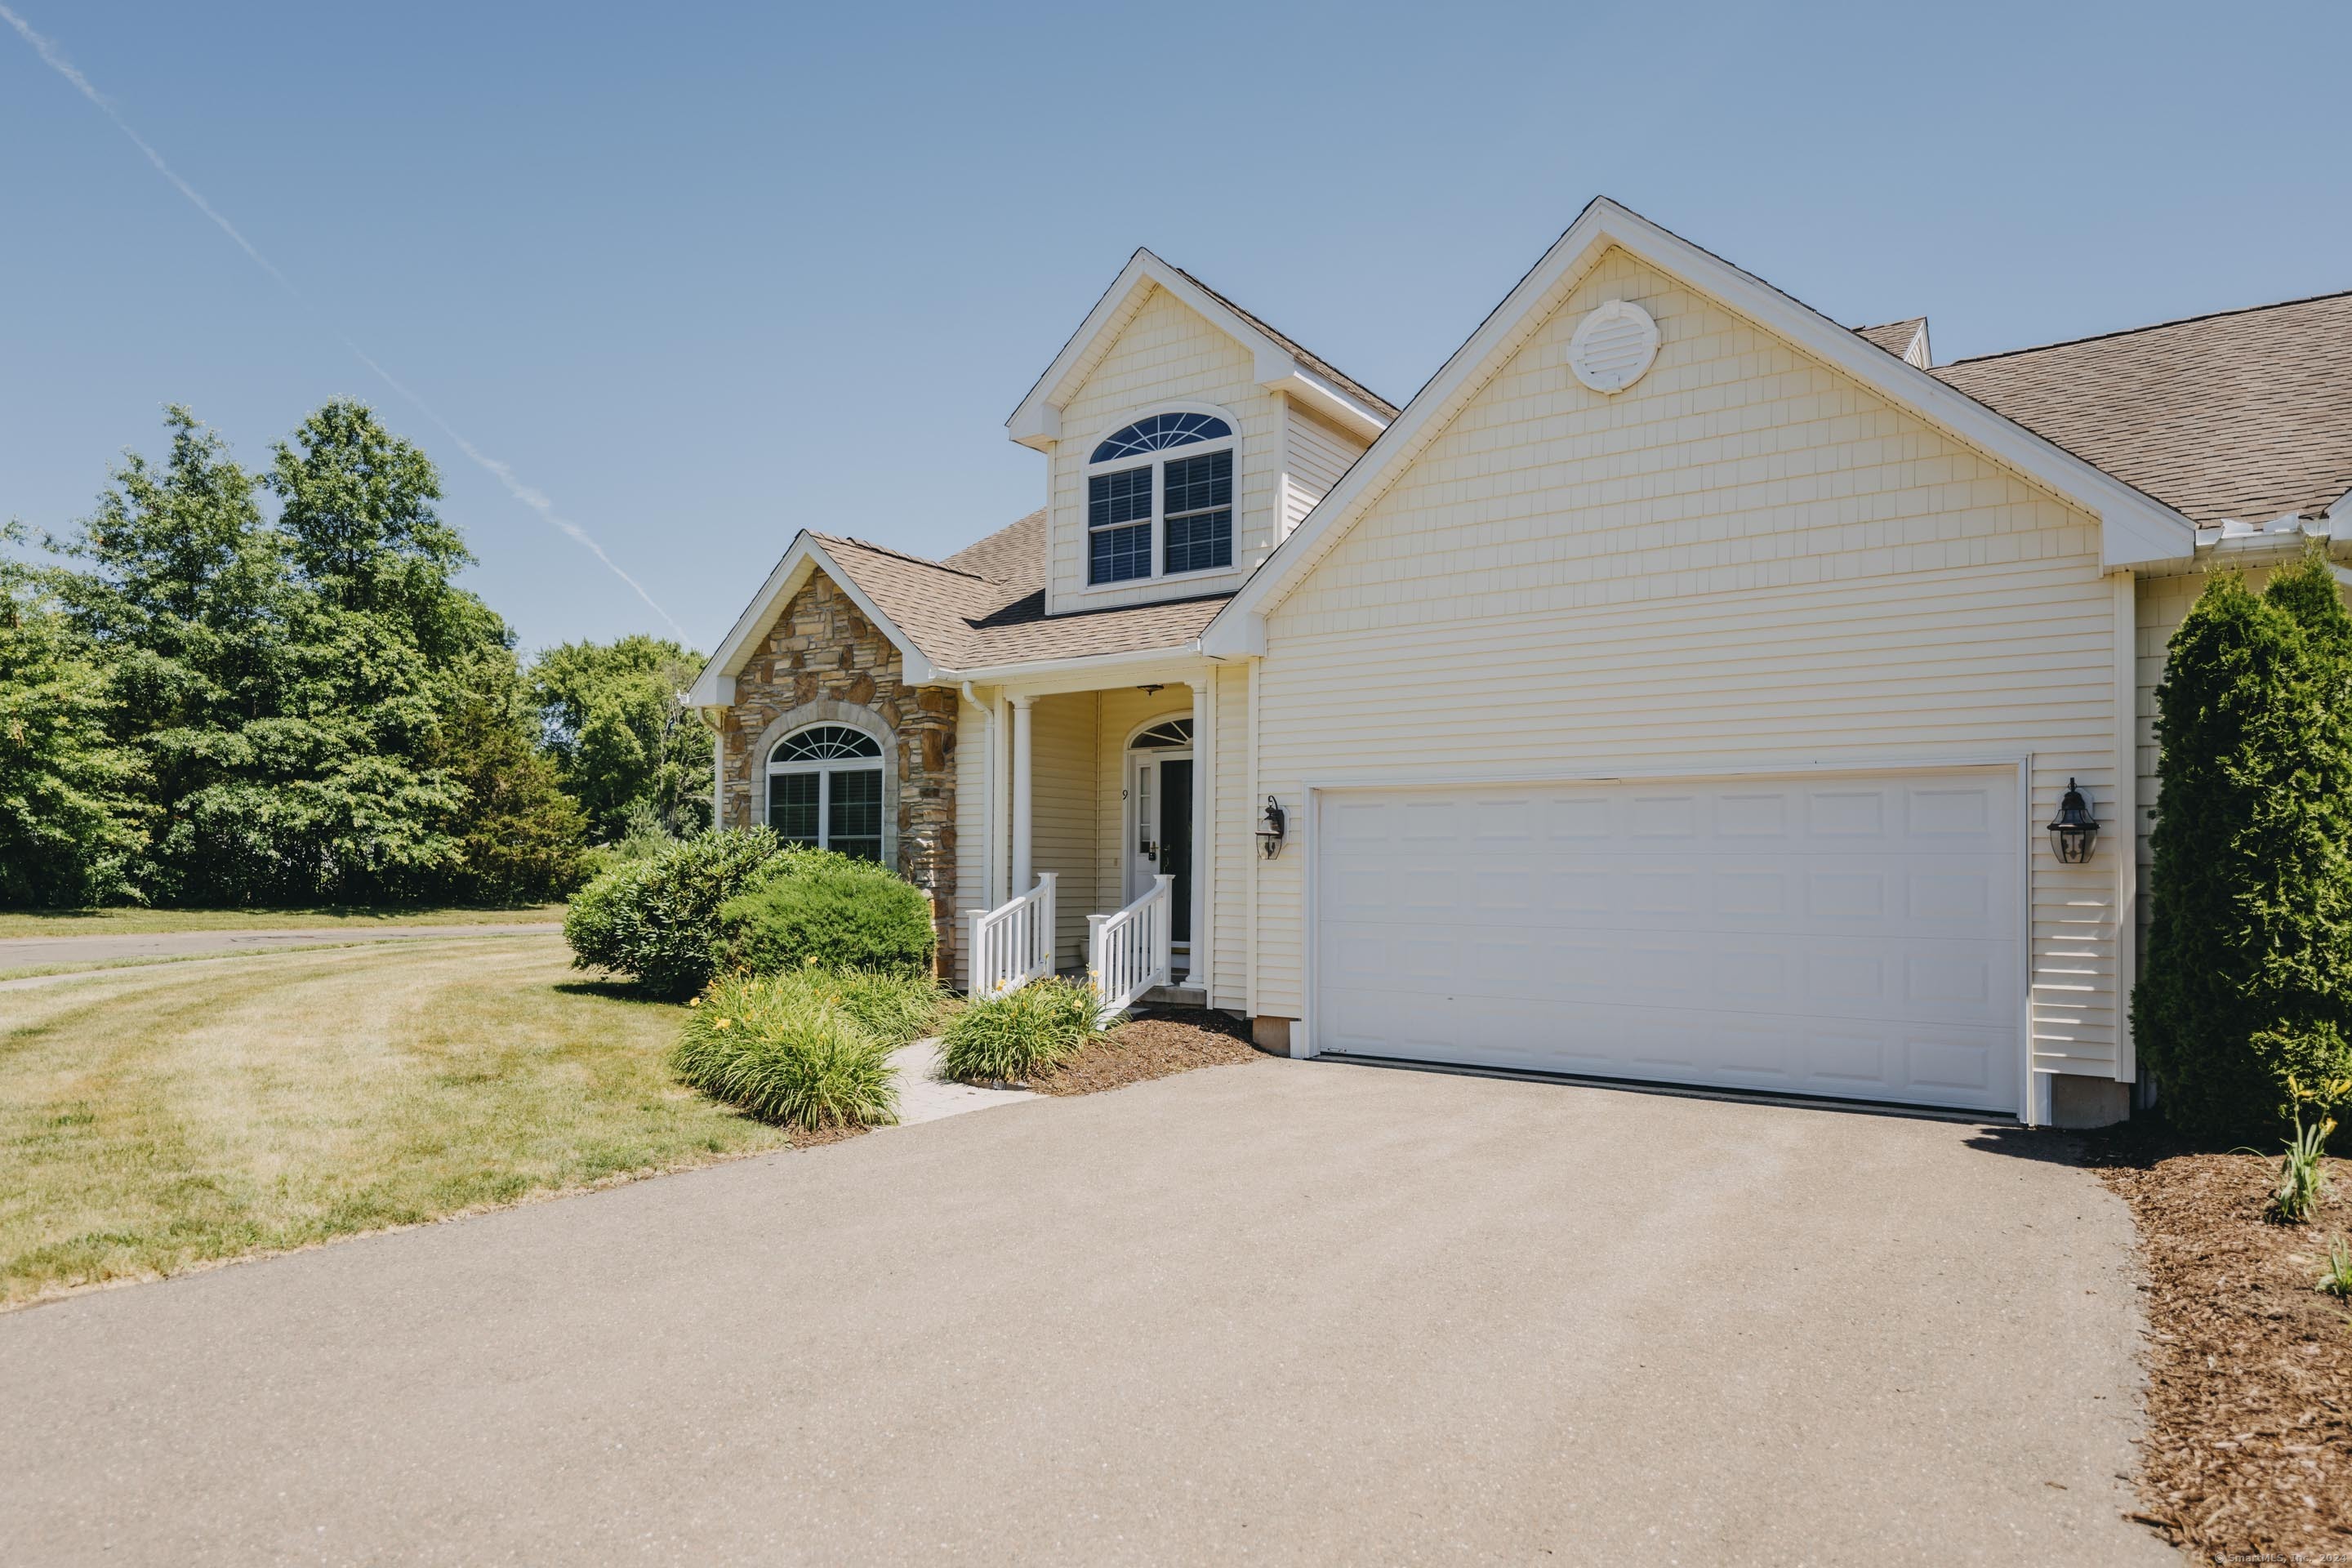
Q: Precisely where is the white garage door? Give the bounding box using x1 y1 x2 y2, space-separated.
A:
1312 768 2021 1113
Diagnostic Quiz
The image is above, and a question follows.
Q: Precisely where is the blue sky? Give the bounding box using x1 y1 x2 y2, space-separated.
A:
4 0 2347 657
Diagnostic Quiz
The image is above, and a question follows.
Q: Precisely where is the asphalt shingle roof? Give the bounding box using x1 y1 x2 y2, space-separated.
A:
1855 318 1927 358
1932 291 2352 524
812 516 1227 671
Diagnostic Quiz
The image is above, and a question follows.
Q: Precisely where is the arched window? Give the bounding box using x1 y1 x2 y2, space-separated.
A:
1086 412 1236 586
1130 717 1192 750
768 724 884 862
1089 412 1230 461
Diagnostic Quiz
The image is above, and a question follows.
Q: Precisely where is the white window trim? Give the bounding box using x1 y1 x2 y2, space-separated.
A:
758 715 893 862
1080 413 1240 594
766 724 884 860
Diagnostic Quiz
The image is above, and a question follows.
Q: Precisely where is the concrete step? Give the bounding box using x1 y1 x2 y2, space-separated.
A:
1141 985 1206 1009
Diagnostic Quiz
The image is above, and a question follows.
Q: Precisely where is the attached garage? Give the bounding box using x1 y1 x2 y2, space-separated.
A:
1311 768 2024 1114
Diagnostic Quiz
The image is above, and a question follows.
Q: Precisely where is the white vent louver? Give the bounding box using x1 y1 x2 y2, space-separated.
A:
1567 300 1659 394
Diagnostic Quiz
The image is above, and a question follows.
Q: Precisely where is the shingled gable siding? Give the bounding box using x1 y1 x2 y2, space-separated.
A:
1047 287 1283 616
717 572 959 967
1250 246 2129 1083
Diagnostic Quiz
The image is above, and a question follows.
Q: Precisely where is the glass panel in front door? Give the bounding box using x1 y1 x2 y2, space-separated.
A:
1160 759 1192 948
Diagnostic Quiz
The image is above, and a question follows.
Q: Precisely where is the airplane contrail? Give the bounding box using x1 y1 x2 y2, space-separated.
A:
1 3 690 644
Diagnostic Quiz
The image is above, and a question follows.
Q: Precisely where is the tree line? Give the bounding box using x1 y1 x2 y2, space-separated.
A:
1 403 712 909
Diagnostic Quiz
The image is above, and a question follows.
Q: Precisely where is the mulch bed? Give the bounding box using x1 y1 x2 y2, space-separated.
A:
2080 1121 2352 1558
1017 1006 1261 1097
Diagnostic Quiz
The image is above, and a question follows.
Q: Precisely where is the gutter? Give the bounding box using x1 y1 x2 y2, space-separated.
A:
2129 500 2352 580
924 639 1216 688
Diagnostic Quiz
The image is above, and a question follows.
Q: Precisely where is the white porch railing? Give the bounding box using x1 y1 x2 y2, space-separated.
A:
1087 875 1173 1014
969 873 1056 996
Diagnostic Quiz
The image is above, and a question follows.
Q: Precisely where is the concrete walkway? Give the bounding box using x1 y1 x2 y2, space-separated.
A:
0 1059 2169 1567
885 1036 1036 1125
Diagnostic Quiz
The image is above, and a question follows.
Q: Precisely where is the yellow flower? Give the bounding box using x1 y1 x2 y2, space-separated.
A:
688 997 701 1007
715 1017 733 1030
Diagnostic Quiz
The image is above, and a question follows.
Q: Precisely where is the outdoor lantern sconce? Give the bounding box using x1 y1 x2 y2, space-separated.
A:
1257 795 1287 860
2047 778 2100 864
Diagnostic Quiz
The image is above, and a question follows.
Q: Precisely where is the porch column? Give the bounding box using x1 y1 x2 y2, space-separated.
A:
1010 695 1035 894
1184 679 1207 985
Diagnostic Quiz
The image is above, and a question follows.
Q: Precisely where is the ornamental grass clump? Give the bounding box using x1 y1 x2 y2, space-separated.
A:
672 973 898 1131
939 978 1116 1083
2265 1075 2349 1224
2317 1236 2352 1300
762 959 946 1049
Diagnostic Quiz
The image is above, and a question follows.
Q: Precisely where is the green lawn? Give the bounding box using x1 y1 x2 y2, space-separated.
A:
0 906 564 940
0 934 791 1309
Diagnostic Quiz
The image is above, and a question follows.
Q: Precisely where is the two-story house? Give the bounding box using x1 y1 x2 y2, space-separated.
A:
689 197 2352 1128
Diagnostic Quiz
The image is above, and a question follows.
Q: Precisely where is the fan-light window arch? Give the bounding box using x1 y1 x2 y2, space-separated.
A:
767 724 884 862
1089 412 1230 462
1086 412 1236 586
1130 717 1193 750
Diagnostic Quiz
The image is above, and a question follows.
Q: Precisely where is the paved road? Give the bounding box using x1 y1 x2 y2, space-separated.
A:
0 922 559 976
0 1059 2169 1567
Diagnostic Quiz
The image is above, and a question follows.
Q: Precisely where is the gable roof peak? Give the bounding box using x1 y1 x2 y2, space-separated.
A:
1006 248 1392 452
1199 195 2196 655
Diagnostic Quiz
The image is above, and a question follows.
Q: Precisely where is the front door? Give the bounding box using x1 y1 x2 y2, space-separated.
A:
1129 751 1193 954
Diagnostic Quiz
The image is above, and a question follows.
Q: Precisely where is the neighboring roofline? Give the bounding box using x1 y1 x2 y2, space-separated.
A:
686 531 942 706
1200 197 2198 656
1856 317 1931 368
1942 285 2352 367
1005 249 1392 452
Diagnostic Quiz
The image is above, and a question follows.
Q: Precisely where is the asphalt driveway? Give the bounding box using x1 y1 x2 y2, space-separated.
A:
0 1058 2169 1566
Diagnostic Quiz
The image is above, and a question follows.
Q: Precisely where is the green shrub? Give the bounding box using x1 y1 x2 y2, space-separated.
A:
939 978 1112 1082
564 827 782 997
2136 558 2352 1144
672 973 898 1130
715 850 937 976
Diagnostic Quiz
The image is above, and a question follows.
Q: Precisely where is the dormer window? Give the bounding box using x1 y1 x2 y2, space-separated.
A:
1086 412 1235 585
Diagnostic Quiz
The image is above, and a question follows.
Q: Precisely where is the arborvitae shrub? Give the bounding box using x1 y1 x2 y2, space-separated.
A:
2135 558 2352 1143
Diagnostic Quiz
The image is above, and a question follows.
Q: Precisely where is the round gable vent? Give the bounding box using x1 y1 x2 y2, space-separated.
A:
1567 299 1660 394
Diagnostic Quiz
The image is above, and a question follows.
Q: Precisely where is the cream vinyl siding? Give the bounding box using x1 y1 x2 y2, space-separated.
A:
1252 246 2127 1080
1046 287 1283 615
1030 693 1100 969
1283 405 1367 537
951 697 990 992
1212 662 1250 1009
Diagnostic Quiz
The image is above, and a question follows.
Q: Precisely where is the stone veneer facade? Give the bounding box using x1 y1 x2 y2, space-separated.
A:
716 573 959 968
